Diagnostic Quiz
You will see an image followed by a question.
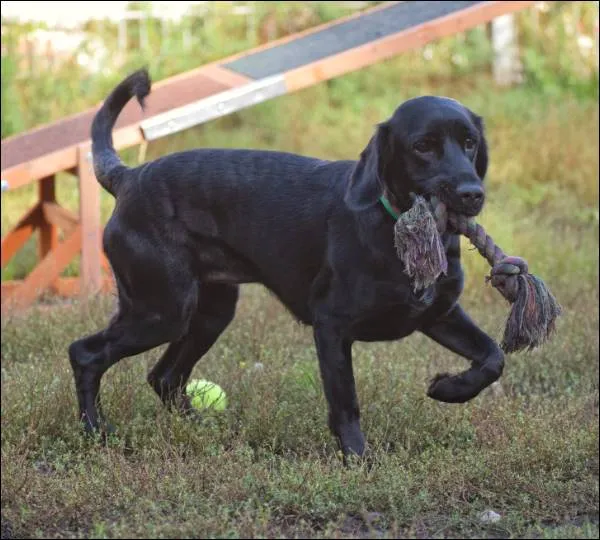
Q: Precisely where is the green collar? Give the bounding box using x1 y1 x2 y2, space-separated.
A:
379 195 401 220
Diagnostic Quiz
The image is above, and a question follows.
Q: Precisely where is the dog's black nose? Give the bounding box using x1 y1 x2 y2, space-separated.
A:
457 184 484 208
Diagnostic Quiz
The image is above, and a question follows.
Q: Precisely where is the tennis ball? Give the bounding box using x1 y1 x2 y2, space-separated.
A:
185 379 227 411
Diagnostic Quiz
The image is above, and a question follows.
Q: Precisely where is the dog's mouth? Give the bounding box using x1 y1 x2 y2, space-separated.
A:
408 176 485 219
418 190 484 219
406 191 482 237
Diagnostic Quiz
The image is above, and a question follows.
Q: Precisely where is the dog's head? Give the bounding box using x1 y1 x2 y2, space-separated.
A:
345 96 488 218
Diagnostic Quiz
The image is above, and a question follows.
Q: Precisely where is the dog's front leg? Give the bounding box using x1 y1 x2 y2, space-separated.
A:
313 315 365 459
420 303 504 403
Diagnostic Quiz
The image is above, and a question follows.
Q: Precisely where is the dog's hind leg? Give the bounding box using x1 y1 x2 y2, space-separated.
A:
146 283 239 411
68 303 187 434
68 263 199 435
69 312 180 434
420 303 504 403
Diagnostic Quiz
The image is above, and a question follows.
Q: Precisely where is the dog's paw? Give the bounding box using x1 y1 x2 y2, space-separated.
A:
81 416 117 445
340 443 373 470
427 372 474 403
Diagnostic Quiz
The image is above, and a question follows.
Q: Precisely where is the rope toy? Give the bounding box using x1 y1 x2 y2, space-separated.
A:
393 194 562 354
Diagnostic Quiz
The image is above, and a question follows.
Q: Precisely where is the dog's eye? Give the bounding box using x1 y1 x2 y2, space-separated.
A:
413 140 434 154
464 138 476 151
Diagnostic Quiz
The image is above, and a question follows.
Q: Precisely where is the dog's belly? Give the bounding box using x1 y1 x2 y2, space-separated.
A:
350 306 422 342
192 239 261 284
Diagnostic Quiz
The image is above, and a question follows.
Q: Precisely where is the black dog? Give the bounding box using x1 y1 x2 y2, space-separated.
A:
69 69 504 458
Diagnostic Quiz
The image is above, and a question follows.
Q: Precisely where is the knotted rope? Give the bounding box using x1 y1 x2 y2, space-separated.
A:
393 194 562 353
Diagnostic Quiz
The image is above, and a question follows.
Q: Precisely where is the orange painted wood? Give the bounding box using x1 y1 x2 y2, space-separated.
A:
38 175 58 263
77 144 102 296
1 280 23 297
285 1 537 92
112 125 145 153
1 73 236 183
42 201 79 236
1 225 82 313
1 276 114 301
1 203 43 268
51 275 114 297
100 251 112 275
0 131 142 192
1 147 78 191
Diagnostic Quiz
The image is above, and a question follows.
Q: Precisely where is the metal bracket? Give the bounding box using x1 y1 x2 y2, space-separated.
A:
140 74 288 141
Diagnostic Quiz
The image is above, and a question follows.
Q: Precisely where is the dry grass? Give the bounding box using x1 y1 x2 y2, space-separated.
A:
1 276 598 538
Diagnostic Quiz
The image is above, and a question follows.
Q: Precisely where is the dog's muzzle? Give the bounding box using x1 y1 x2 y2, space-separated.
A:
423 182 484 218
455 183 484 216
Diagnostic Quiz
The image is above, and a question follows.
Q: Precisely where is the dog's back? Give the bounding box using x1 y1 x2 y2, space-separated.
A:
108 146 356 322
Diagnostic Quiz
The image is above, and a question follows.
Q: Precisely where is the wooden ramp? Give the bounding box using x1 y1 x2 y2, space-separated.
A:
1 0 536 313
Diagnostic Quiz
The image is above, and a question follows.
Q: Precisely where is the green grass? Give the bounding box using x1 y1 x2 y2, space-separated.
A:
1 3 599 538
1 277 598 538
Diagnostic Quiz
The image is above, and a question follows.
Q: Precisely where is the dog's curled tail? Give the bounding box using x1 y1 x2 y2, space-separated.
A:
91 68 151 197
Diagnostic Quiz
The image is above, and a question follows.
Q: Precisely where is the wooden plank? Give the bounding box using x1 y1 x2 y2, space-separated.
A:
0 127 144 192
1 280 25 297
200 1 396 69
112 125 145 152
285 1 536 92
1 147 78 192
225 1 482 80
0 164 32 192
100 251 112 275
1 202 43 268
1 276 114 300
42 201 79 236
1 225 82 313
1 73 236 172
77 144 102 297
38 175 58 264
200 65 253 88
51 275 114 297
138 2 391 92
141 75 287 140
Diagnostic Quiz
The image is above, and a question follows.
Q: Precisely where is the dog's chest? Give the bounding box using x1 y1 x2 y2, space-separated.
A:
348 269 462 342
348 283 435 341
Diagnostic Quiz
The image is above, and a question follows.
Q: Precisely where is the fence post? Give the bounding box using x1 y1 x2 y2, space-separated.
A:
38 175 58 285
78 144 102 297
492 13 522 86
119 18 127 52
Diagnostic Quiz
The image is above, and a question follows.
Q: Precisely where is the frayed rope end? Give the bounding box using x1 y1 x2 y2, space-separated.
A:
499 273 563 354
393 195 448 291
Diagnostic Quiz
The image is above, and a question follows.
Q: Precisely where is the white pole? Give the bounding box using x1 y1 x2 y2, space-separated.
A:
118 18 127 52
492 13 522 86
594 2 599 74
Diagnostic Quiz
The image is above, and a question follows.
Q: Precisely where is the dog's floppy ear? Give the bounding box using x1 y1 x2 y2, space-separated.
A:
345 122 392 212
471 113 489 181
